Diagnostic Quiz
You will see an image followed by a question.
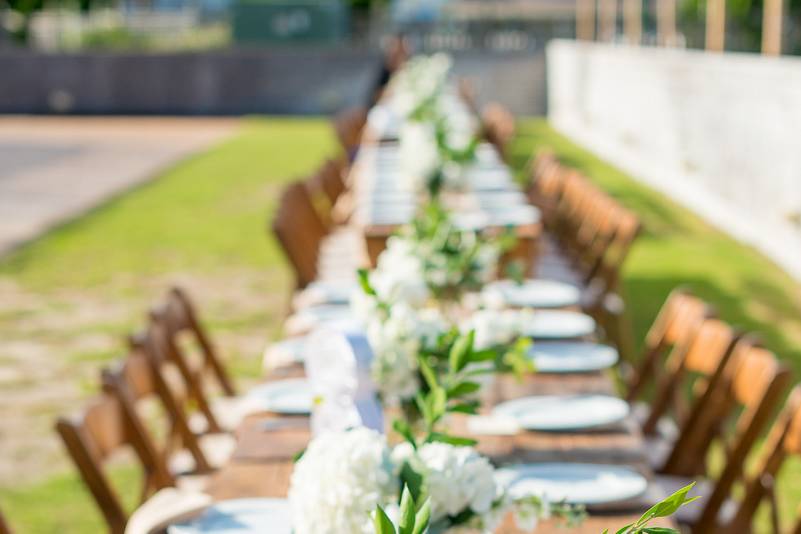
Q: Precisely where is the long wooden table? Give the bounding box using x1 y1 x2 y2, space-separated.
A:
197 368 675 533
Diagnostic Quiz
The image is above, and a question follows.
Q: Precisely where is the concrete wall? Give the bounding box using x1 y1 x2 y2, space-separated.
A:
547 39 801 280
0 48 546 116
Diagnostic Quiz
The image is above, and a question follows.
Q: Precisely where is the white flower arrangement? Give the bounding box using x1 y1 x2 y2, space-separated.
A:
367 303 446 402
290 427 567 534
399 122 441 194
392 442 497 523
391 441 563 534
387 53 453 118
373 235 432 307
289 427 396 534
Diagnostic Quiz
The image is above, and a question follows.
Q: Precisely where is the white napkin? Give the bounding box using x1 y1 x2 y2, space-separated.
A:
466 414 521 435
124 488 212 534
304 326 383 436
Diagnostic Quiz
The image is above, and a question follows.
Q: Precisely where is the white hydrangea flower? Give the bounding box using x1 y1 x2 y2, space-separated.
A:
401 442 500 522
288 427 396 534
367 303 445 402
398 122 440 193
373 236 431 307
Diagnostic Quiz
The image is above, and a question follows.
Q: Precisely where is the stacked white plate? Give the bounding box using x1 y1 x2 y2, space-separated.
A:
522 310 596 339
495 463 648 505
528 342 618 374
243 378 313 415
493 394 630 431
485 279 581 309
169 498 292 533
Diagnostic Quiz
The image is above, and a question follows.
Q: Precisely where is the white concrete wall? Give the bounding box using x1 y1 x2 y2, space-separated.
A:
547 39 801 280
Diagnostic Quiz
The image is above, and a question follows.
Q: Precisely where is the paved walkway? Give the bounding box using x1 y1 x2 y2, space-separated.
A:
0 117 239 255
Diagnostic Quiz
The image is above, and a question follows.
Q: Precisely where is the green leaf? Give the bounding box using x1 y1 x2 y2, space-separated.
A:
448 400 480 414
374 506 396 534
414 393 433 426
446 381 481 398
399 462 425 503
449 330 475 373
392 419 417 450
637 482 697 524
398 485 416 534
357 268 377 296
431 386 447 422
292 447 305 463
467 348 498 363
411 498 431 534
427 432 477 446
418 357 438 391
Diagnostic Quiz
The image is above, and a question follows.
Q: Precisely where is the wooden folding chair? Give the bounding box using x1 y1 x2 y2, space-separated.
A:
586 207 640 293
152 287 236 396
481 102 516 160
318 157 347 205
657 339 791 531
102 333 214 478
272 181 326 289
722 386 801 534
56 393 171 533
332 106 367 159
626 289 711 403
526 152 564 226
641 317 738 439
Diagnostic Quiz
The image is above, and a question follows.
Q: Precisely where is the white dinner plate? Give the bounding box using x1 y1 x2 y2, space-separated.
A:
487 205 541 227
262 337 308 371
528 342 618 373
169 498 292 533
495 463 648 505
522 310 596 339
466 169 514 191
452 211 490 231
493 394 630 431
475 190 528 208
486 279 581 309
291 304 355 327
245 378 313 415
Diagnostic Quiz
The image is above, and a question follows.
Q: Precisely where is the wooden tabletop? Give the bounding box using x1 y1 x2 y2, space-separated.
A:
196 369 676 533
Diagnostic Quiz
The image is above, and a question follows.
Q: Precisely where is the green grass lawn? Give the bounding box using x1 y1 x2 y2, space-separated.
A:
2 116 800 532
